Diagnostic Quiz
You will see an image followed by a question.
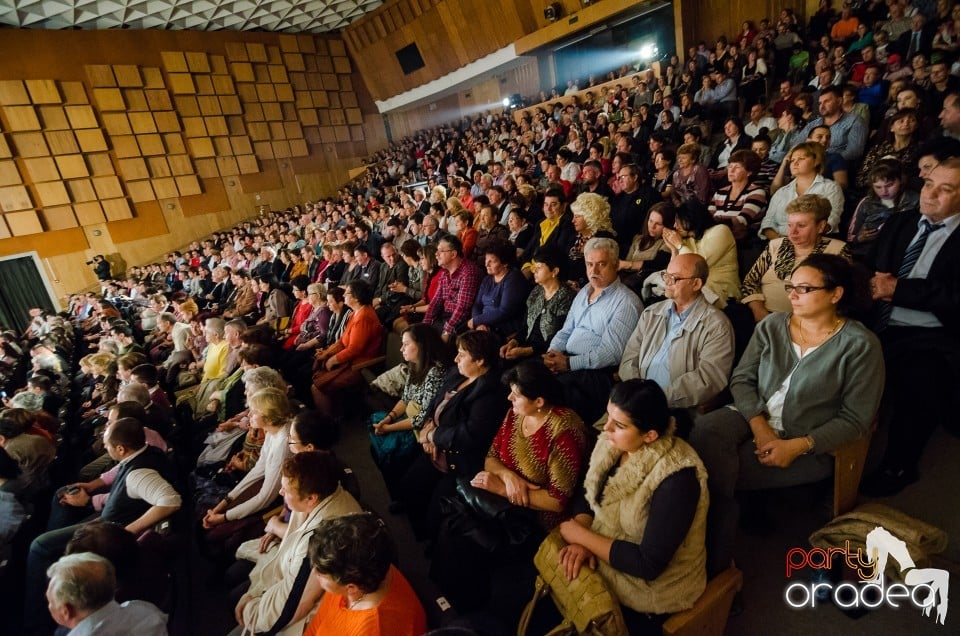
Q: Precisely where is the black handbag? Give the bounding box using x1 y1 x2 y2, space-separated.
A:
438 478 540 554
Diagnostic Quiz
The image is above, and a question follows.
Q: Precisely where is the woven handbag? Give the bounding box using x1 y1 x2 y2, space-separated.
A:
517 529 627 636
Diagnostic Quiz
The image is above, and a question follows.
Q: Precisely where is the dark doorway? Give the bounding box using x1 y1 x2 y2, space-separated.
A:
0 254 56 332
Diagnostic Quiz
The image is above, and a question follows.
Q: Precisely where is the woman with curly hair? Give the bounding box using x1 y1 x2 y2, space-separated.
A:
564 192 616 288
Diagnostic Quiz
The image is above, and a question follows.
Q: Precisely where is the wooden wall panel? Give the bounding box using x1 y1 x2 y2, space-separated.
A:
676 0 811 58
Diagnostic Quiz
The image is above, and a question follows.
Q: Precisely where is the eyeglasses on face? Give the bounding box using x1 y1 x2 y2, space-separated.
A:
784 284 829 294
662 272 695 285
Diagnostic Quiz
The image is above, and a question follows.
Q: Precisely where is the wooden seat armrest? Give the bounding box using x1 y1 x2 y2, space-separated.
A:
662 566 743 636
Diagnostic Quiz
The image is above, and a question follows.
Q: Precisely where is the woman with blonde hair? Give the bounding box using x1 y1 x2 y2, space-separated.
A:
564 192 616 288
761 142 844 240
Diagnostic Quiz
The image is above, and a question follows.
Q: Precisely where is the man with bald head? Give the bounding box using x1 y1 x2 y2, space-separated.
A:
619 254 735 410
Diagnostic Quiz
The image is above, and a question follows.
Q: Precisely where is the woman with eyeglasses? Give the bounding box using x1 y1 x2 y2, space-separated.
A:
741 194 849 323
690 253 882 575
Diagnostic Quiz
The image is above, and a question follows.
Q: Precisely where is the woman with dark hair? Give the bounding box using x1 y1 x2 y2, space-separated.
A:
324 286 352 346
708 149 768 242
555 379 709 633
662 200 741 307
474 205 510 263
370 324 451 490
650 149 675 196
311 280 383 419
255 275 292 327
454 210 478 260
281 275 313 349
467 240 530 336
855 108 921 189
669 143 711 206
232 452 362 636
618 202 675 295
395 244 441 333
395 330 509 537
506 209 533 258
691 253 883 574
300 514 426 635
710 117 752 174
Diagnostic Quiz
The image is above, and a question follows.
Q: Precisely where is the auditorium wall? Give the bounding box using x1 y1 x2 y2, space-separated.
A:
0 28 385 297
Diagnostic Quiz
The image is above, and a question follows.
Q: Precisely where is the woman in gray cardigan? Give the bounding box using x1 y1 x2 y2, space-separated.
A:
690 254 883 575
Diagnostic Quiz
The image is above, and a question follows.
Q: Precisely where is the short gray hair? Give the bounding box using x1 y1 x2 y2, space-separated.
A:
242 366 286 393
117 382 150 407
204 317 226 337
583 237 619 261
46 552 115 613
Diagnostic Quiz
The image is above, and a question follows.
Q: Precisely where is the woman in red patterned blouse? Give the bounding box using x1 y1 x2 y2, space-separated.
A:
471 360 589 529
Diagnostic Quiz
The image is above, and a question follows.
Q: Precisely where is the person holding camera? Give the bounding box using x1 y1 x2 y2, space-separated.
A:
88 255 111 281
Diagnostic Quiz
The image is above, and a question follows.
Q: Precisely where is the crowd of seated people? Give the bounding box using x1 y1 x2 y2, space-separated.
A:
2 2 960 634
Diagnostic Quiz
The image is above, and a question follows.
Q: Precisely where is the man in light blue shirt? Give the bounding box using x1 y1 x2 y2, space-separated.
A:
545 237 642 422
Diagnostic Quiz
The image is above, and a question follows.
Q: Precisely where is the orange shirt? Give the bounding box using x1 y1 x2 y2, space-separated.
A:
336 305 382 365
303 566 426 636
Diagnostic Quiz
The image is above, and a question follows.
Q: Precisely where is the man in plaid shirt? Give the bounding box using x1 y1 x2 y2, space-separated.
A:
423 235 481 342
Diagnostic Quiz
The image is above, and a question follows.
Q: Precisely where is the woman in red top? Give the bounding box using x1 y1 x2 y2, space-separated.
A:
281 276 313 350
301 514 426 636
311 280 383 419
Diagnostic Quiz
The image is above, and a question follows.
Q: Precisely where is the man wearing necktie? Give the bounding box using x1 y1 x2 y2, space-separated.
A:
861 155 960 496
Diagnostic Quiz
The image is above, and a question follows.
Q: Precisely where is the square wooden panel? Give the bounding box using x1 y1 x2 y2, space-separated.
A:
76 129 108 153
262 103 283 121
0 185 33 211
295 92 313 109
304 56 318 72
317 57 334 74
73 201 105 225
142 67 165 89
0 160 21 186
86 65 117 88
65 105 97 129
268 65 289 84
213 75 235 95
164 133 186 154
145 90 173 111
267 45 282 65
237 154 259 174
161 51 189 73
59 82 88 105
237 84 258 103
67 179 97 202
272 140 291 158
346 108 363 125
5 210 43 235
284 53 305 72
154 111 180 134
333 57 351 74
204 116 228 137
275 84 294 102
268 121 286 140
316 110 330 126
35 181 71 206
102 197 133 221
252 66 269 86
298 108 318 127
231 62 255 83
279 34 300 53
244 103 264 122
194 158 218 179
219 95 242 116
128 112 158 134
188 137 215 158
168 154 193 176
312 91 328 108
318 127 335 143
329 108 345 125
291 73 308 92
92 175 123 199
0 215 9 238
328 93 341 109
93 88 125 111
174 96 200 117
136 134 165 156
38 106 70 130
328 40 345 56
299 35 317 54
168 74 196 95
225 42 248 62
23 157 61 182
256 84 277 103
117 157 149 180
210 56 228 76
213 136 232 156
56 155 90 179
229 136 253 155
4 105 41 131
176 175 202 196
342 92 358 109
226 116 246 135
151 177 179 199
306 73 322 90
186 52 210 74
46 130 79 155
126 180 155 202
0 135 11 159
303 126 320 144
0 80 30 105
40 206 78 231
253 141 274 159
86 153 115 176
194 75 215 96
284 121 304 139
321 74 339 91
246 43 268 63
147 156 171 178
25 79 62 104
334 126 350 143
247 122 270 141
13 132 50 157
122 89 149 112
216 156 239 175
338 75 353 92
197 95 222 116
111 135 141 158
181 116 207 138
289 139 308 157
113 65 143 88
281 103 297 121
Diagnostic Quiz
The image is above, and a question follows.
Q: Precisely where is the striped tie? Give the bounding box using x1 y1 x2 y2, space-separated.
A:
877 220 944 329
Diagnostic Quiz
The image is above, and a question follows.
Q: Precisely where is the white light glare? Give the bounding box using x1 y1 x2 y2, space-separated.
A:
502 97 511 107
639 43 658 61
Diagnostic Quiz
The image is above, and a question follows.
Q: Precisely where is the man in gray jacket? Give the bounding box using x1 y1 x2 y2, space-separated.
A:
619 253 735 410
